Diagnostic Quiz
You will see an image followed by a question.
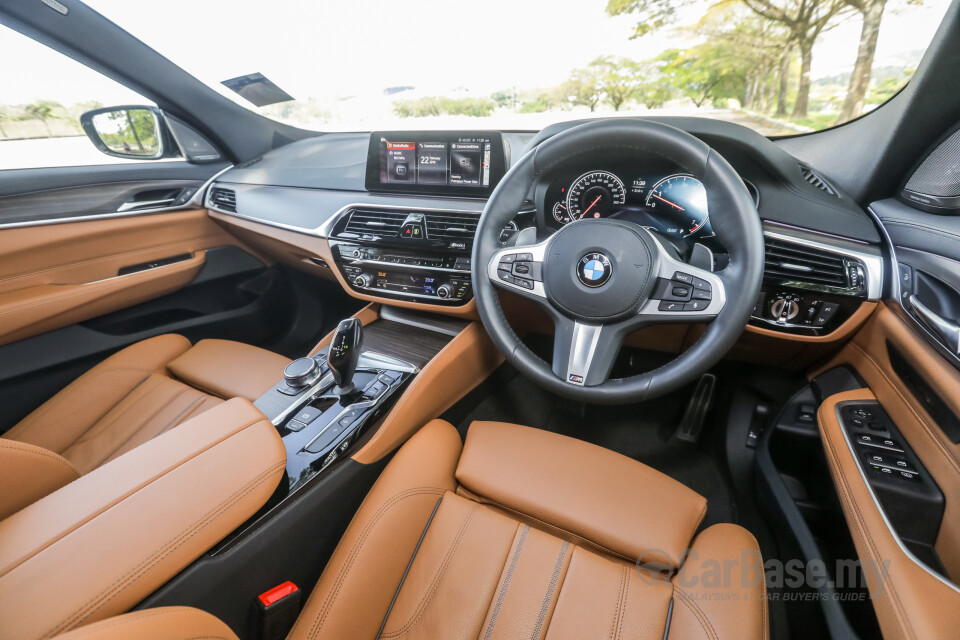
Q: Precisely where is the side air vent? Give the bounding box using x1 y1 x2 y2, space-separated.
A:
799 166 837 196
424 211 480 242
764 237 852 290
344 208 406 237
209 187 237 212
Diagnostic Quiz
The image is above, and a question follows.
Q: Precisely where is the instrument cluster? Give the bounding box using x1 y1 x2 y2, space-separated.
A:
543 162 724 248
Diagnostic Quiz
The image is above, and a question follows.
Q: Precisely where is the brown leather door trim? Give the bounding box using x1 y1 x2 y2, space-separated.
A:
830 396 959 594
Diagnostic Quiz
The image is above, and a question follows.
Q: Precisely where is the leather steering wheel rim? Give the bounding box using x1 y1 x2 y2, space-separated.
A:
471 119 764 404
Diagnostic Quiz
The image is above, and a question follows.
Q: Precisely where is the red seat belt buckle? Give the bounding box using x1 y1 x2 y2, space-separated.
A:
252 581 301 640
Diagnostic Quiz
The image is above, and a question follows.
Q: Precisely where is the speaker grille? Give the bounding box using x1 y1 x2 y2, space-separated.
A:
905 128 960 198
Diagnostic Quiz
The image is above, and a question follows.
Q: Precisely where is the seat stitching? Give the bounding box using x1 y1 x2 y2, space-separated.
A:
46 460 287 637
100 393 208 467
819 406 916 640
609 566 626 640
381 504 482 639
8 372 151 448
0 417 267 579
530 540 570 640
673 589 716 640
304 487 448 640
0 440 78 476
457 490 637 564
85 386 193 467
479 524 530 640
617 568 631 640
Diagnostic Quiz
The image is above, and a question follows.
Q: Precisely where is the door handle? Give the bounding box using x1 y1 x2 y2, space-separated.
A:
116 198 176 212
909 295 960 354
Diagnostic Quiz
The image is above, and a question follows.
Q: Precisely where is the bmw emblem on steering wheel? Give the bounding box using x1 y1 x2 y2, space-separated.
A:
577 252 612 287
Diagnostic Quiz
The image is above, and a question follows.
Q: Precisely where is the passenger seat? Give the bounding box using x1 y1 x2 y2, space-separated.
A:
0 334 290 519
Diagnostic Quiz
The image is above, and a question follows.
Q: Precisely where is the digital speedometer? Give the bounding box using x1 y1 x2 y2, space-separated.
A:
645 174 710 238
566 171 626 220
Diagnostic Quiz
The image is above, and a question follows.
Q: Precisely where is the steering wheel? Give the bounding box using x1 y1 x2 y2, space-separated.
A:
471 119 764 404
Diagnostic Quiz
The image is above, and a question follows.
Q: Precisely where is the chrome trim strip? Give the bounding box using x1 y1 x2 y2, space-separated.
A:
0 165 233 230
566 322 603 386
762 221 883 300
62 252 194 285
833 400 960 594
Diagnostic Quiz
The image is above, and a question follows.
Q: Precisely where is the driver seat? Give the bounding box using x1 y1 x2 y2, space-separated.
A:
51 420 768 640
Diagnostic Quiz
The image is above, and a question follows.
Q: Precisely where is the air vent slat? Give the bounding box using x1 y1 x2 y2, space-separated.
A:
344 208 407 237
799 165 837 196
425 211 480 242
209 187 237 213
764 237 849 289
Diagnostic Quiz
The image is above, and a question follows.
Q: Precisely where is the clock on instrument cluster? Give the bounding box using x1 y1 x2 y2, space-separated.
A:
548 166 718 245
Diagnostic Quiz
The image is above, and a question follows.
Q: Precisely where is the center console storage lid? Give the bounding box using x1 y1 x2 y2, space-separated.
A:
0 398 286 640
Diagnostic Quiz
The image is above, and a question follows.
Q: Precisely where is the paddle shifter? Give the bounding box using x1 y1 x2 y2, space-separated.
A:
328 318 363 395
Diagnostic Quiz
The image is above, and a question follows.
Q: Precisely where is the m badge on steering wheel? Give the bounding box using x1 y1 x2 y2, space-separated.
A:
577 253 612 287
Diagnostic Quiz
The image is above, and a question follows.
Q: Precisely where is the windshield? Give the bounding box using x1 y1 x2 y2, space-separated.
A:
57 0 960 136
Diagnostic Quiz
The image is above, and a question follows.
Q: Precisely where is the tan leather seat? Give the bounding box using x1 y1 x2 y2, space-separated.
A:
52 419 768 640
0 334 290 519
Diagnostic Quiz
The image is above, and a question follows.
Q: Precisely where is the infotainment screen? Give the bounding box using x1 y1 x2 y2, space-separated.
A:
366 131 506 197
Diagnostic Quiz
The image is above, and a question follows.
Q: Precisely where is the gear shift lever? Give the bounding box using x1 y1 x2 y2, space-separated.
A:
328 318 363 395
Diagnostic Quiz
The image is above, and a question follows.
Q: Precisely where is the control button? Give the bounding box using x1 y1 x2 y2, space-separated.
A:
897 470 921 482
400 222 425 239
513 263 530 275
899 264 913 301
751 292 767 318
514 277 534 290
364 381 387 397
672 272 693 285
862 451 913 472
294 406 323 425
436 284 454 299
870 465 895 477
851 408 874 419
850 418 865 428
796 405 816 424
517 253 534 262
498 270 512 283
856 435 905 453
277 383 302 396
454 257 471 270
692 289 712 301
659 300 684 312
286 419 308 432
683 300 708 312
814 302 839 326
500 254 517 264
653 278 691 302
378 373 397 385
691 277 711 292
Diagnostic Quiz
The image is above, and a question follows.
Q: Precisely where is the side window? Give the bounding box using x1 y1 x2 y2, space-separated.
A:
0 24 171 170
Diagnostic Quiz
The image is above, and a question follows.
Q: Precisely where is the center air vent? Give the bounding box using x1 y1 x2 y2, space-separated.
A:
209 187 236 213
344 208 407 237
764 237 855 291
799 166 837 196
423 211 480 242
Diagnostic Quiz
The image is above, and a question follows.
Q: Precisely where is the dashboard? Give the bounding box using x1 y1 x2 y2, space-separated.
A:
203 119 884 340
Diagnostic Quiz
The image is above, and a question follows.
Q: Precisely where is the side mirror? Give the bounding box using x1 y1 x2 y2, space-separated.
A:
80 106 175 160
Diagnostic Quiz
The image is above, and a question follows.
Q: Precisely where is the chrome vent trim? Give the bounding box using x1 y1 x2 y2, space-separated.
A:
762 223 882 300
344 208 406 237
209 187 237 213
799 165 837 196
424 210 480 241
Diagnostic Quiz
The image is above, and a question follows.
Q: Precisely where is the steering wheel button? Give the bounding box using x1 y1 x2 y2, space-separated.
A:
513 263 530 275
683 300 707 311
691 277 712 291
515 277 534 289
672 272 693 285
658 300 684 312
692 289 712 300
671 285 691 298
517 253 534 262
500 254 517 263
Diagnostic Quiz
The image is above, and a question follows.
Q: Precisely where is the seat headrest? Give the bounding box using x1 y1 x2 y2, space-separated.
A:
455 421 706 569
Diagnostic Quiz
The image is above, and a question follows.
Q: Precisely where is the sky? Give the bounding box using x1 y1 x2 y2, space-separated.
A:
0 0 952 109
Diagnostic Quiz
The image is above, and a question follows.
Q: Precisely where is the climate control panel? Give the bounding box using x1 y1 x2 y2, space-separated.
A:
331 241 472 305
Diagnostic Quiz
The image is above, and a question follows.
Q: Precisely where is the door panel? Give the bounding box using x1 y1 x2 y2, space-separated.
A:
0 208 262 346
